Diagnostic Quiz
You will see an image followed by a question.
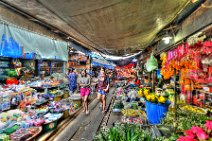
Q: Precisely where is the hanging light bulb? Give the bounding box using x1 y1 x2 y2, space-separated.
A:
191 0 199 3
162 32 173 44
132 58 137 62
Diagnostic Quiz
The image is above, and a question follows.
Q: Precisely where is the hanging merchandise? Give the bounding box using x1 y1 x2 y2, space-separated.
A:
22 53 36 60
115 63 136 79
160 40 212 109
156 69 162 79
145 53 158 72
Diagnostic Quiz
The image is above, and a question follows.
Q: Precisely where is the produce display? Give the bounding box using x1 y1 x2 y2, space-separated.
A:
94 124 152 141
162 109 212 132
96 73 212 141
0 74 79 140
121 117 144 125
28 80 60 88
115 63 136 79
113 100 124 112
49 101 70 113
10 127 41 141
0 134 9 141
44 113 63 124
180 105 207 115
121 109 145 117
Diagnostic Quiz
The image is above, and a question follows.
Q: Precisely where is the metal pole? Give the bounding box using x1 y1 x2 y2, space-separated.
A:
90 55 94 94
152 71 155 91
174 69 177 131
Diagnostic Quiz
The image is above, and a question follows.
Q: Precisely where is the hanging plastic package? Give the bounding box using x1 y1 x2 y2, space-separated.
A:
145 53 158 72
156 69 162 79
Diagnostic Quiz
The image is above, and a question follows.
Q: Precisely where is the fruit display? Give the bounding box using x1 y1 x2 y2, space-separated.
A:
121 109 146 117
180 105 207 115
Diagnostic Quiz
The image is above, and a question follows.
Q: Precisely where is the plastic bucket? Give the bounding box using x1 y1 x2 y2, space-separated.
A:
145 101 159 124
145 100 170 124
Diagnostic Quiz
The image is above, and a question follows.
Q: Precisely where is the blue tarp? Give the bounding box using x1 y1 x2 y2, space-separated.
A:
0 21 68 61
92 58 115 69
92 61 114 69
70 42 91 55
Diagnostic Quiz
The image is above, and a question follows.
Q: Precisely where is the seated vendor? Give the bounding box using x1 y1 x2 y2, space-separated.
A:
40 71 46 81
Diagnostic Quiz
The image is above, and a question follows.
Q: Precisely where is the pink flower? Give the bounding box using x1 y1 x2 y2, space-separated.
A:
184 129 195 139
191 126 204 133
177 136 198 141
196 131 209 140
205 120 212 131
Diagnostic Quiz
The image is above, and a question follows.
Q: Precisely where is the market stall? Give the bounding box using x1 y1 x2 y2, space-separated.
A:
95 38 212 140
0 72 83 141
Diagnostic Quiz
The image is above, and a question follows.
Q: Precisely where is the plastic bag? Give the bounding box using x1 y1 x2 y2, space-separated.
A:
145 53 158 72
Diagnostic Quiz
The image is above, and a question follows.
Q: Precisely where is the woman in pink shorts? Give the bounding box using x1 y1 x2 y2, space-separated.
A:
79 70 90 115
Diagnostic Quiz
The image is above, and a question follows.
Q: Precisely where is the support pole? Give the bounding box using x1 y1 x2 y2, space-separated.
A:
152 71 155 91
174 69 177 131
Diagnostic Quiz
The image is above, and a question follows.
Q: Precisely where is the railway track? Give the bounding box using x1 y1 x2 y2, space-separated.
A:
39 87 115 141
37 94 96 141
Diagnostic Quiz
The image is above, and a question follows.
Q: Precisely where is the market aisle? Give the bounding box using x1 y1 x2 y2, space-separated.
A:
53 87 115 141
98 96 122 129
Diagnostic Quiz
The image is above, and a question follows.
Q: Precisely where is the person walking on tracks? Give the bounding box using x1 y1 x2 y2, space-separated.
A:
79 70 90 115
97 67 110 113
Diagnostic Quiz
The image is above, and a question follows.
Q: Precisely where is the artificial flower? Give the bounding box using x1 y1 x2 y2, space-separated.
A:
205 120 212 131
196 131 209 140
191 126 205 134
177 136 197 141
184 129 195 139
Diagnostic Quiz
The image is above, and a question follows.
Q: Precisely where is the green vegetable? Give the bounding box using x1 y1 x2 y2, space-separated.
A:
94 123 152 141
113 102 124 109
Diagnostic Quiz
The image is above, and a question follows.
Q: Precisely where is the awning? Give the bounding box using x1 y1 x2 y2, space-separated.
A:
92 58 115 69
0 21 68 61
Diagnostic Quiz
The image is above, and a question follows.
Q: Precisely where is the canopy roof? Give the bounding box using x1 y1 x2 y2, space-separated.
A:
92 58 115 69
1 0 191 55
